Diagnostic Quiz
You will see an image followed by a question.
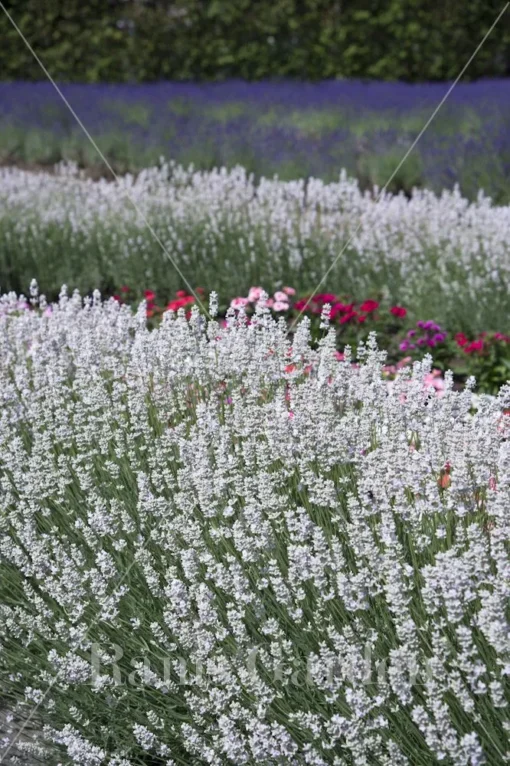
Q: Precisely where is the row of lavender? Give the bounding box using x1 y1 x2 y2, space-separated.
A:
1 161 508 342
4 278 509 396
2 79 510 200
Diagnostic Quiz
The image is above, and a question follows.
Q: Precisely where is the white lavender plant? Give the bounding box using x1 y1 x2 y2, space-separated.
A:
0 163 509 332
0 288 508 765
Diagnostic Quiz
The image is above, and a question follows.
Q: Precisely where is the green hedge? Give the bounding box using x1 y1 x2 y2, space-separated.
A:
0 0 509 82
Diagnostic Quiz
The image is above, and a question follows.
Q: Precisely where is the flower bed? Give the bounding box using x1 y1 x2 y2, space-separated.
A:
1 163 510 342
111 284 510 396
0 286 509 764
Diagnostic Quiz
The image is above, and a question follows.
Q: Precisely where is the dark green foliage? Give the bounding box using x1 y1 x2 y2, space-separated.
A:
0 0 509 83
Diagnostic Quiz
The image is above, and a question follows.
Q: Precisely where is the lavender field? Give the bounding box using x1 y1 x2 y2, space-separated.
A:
2 79 510 201
1 75 510 765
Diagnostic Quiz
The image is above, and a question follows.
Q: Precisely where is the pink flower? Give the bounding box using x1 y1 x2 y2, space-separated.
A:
282 286 296 296
274 291 288 302
335 351 345 361
144 290 156 302
230 297 249 310
43 306 53 317
264 298 274 308
273 300 289 312
423 370 445 397
488 476 497 491
248 286 264 302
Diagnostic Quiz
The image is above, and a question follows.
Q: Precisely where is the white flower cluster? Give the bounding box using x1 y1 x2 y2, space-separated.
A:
0 288 509 765
0 162 508 329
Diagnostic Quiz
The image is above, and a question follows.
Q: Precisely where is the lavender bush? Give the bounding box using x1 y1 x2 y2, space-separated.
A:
0 287 509 764
2 79 510 200
0 163 509 336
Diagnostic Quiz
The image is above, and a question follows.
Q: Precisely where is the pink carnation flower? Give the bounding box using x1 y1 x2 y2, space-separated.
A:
282 286 296 296
248 287 264 302
273 300 289 312
230 297 249 310
274 291 289 302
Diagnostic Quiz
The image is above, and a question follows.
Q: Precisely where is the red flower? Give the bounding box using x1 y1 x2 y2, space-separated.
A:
315 293 337 303
144 290 156 302
390 306 407 318
358 314 368 323
113 294 121 302
359 300 379 312
146 309 155 318
330 302 354 318
285 363 296 373
464 340 484 354
293 299 309 312
176 290 187 298
340 310 358 324
455 333 469 347
120 285 130 294
166 295 195 312
167 298 185 311
195 287 205 295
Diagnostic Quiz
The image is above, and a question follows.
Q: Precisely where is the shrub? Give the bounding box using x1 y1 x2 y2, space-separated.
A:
0 287 509 764
1 0 509 82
